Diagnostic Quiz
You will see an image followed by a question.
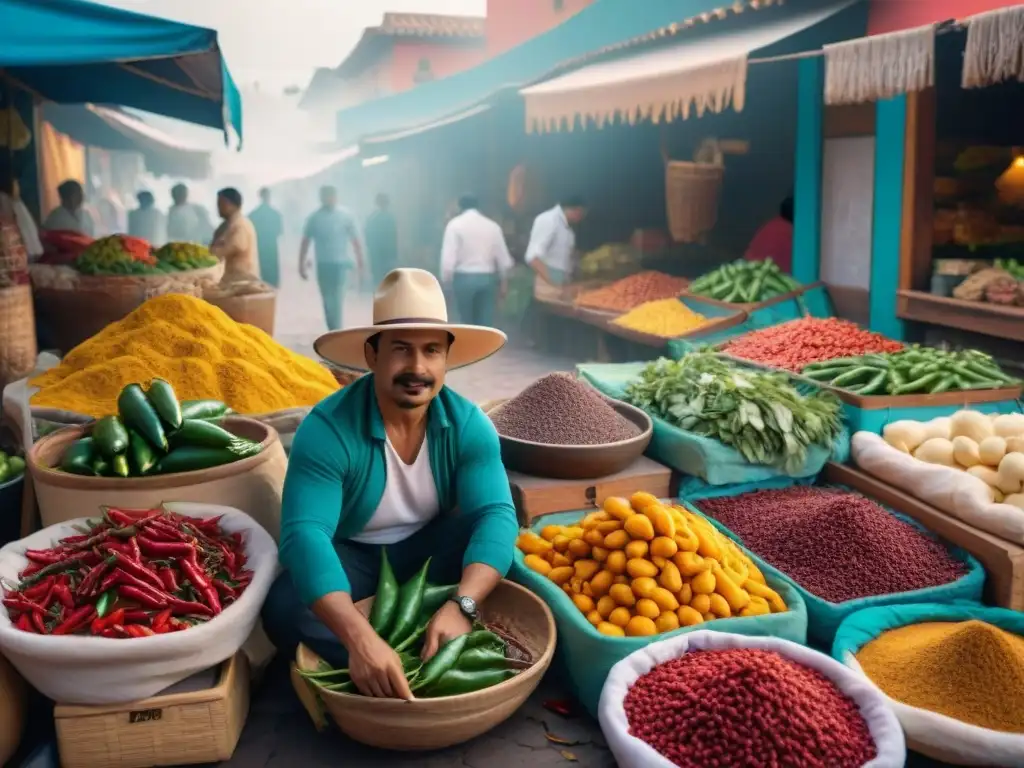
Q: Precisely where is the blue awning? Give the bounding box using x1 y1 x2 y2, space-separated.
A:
335 0 780 145
0 0 242 143
43 103 212 179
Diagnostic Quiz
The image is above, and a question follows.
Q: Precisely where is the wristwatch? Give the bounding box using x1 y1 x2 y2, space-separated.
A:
450 595 478 621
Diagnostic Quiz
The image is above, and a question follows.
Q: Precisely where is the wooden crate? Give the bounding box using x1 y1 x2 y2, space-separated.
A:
825 463 1024 610
55 653 249 768
508 455 673 525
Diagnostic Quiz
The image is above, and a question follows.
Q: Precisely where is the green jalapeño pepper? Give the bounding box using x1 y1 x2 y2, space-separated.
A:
418 583 457 622
465 629 506 653
386 557 431 648
411 632 469 693
368 549 399 637
455 646 509 672
421 667 516 698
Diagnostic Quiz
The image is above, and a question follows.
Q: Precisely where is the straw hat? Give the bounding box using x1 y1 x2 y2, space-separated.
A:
314 268 507 371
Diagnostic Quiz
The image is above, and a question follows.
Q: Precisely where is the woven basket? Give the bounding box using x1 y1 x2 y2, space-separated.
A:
293 580 556 751
0 216 28 283
204 290 276 335
0 284 37 390
30 262 223 354
665 139 724 243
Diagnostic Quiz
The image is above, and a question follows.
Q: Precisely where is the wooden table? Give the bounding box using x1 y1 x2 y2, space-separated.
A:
508 455 673 525
825 462 1024 610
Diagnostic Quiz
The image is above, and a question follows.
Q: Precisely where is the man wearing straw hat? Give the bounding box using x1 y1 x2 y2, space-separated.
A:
263 268 517 700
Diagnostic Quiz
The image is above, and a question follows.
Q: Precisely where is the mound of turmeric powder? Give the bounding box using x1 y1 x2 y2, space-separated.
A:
31 294 339 417
856 619 1024 733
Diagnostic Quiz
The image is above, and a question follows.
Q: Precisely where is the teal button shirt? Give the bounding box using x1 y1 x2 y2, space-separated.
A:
279 374 518 606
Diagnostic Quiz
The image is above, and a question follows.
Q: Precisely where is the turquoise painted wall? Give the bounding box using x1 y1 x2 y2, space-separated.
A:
792 57 823 285
870 97 908 341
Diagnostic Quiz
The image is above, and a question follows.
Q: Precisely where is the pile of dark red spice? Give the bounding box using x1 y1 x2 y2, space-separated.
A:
625 648 878 768
695 486 967 603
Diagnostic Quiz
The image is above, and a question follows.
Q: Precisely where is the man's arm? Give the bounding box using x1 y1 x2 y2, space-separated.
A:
524 214 555 283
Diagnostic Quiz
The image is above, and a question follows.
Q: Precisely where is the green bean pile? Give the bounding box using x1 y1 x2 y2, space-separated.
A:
689 259 802 304
801 347 1020 396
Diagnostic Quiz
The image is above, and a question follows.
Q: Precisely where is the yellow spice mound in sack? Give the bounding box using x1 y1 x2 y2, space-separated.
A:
856 619 1024 732
31 294 339 417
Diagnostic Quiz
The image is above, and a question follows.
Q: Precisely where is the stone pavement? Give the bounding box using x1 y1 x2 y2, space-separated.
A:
229 267 610 767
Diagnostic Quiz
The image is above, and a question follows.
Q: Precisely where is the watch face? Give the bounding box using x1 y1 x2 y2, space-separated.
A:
459 596 476 615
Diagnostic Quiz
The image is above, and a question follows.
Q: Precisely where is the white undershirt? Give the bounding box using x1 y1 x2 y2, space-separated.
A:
350 436 440 546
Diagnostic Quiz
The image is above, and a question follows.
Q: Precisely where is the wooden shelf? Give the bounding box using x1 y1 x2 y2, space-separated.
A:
825 463 1024 611
897 290 1024 343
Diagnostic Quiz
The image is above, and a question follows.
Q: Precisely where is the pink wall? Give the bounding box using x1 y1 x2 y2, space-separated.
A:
868 0 1020 35
390 41 487 93
486 0 594 57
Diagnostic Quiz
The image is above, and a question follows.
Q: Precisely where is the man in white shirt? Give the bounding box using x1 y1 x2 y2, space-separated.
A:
440 195 513 327
127 191 165 246
42 180 95 236
524 194 587 288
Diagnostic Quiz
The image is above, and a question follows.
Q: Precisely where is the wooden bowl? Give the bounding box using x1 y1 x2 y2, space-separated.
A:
293 580 556 751
486 397 653 480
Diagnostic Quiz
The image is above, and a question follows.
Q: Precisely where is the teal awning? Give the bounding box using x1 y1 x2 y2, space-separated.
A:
1 0 242 143
336 0 771 145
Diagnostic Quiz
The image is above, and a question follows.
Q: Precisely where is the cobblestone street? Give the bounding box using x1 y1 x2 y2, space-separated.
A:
229 265 611 767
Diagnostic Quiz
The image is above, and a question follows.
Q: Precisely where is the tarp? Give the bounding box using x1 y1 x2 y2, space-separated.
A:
521 1 857 132
42 103 212 179
335 0 777 145
0 0 242 142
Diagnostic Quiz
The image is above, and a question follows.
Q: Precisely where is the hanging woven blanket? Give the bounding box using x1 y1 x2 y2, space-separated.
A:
823 24 935 105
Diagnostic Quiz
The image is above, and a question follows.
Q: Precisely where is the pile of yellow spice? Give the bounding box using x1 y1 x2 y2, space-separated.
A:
31 294 340 417
612 298 710 339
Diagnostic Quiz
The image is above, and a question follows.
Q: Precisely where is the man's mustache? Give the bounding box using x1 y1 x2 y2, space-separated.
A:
394 374 434 388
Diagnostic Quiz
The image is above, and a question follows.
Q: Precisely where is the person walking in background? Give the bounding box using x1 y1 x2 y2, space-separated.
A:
249 187 283 288
744 195 794 273
440 194 513 327
300 185 365 331
210 187 260 280
43 180 95 236
167 183 214 243
128 191 165 246
364 192 398 286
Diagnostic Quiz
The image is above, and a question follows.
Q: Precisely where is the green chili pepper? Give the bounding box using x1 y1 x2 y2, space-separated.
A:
95 590 115 618
411 633 469 693
465 629 506 653
420 667 516 698
419 583 457 622
853 371 888 396
929 374 958 394
893 372 941 395
368 549 399 637
386 557 432 648
456 646 509 672
831 366 880 387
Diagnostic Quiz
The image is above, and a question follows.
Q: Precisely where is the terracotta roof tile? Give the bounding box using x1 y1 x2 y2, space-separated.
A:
379 13 485 39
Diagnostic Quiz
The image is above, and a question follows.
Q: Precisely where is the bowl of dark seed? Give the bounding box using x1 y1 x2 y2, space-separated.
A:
486 373 652 479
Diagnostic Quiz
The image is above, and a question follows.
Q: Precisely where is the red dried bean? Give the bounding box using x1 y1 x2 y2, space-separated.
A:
696 486 967 602
624 648 877 768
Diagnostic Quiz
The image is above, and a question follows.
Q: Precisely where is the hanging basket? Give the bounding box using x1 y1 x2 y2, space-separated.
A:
665 139 725 244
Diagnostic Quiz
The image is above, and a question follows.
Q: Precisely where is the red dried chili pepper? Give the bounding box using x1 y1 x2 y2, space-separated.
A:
31 611 47 634
157 567 180 593
145 520 189 542
21 563 42 577
24 549 64 565
153 608 172 631
110 552 164 590
4 596 42 614
100 627 124 639
54 583 75 610
75 556 115 598
22 577 53 601
117 584 167 609
52 605 96 635
121 610 151 623
213 580 237 601
15 614 34 633
128 537 142 562
125 624 154 638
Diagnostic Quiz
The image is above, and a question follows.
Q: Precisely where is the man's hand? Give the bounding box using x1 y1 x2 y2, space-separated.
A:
421 601 472 661
299 257 309 281
347 628 415 700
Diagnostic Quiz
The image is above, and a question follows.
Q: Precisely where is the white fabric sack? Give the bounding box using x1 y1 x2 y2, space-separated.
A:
842 653 1024 766
598 630 905 768
1 352 62 453
852 431 1024 544
0 502 279 705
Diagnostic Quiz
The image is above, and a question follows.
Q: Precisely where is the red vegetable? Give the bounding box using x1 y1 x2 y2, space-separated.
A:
4 508 247 638
722 317 903 372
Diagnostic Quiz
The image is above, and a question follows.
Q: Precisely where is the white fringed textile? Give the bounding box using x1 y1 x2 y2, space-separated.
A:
524 57 747 133
962 5 1024 89
824 24 935 105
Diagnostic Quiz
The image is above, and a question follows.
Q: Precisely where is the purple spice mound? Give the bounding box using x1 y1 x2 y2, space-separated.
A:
490 373 640 446
696 486 968 603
